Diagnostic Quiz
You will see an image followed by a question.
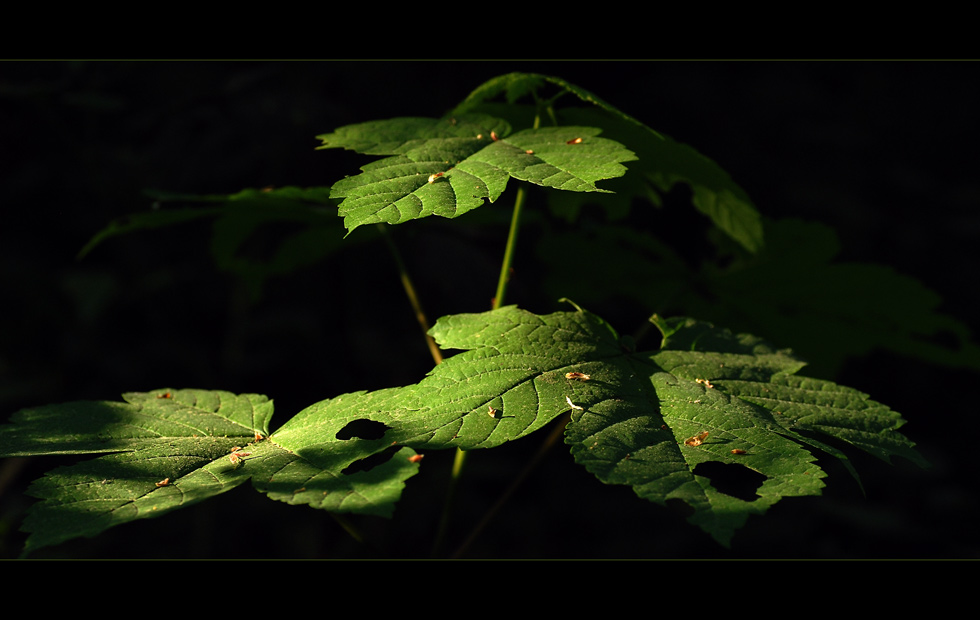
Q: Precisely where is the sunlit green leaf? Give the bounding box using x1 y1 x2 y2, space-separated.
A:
318 114 636 234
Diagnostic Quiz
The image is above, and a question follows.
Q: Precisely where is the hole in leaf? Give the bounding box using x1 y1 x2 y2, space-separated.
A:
342 445 400 475
335 419 389 441
693 462 766 502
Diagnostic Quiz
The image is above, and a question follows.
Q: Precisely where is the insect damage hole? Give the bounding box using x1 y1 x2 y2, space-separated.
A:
692 462 766 502
336 419 391 441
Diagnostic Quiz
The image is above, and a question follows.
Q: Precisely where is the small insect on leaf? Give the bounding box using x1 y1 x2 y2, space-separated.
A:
565 396 584 411
684 431 710 447
525 149 534 155
156 392 172 399
696 378 715 389
155 478 170 487
567 137 583 145
427 172 444 184
490 130 500 141
229 447 251 466
565 372 591 381
488 405 499 419
408 454 424 463
731 449 747 455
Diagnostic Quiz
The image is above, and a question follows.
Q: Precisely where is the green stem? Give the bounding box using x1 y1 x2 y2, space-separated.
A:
492 185 527 310
493 107 540 309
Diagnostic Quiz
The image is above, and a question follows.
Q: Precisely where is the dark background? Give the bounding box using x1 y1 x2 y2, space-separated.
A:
0 60 977 559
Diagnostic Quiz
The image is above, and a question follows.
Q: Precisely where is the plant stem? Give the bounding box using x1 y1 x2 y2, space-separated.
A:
377 224 443 366
492 185 527 310
493 107 541 309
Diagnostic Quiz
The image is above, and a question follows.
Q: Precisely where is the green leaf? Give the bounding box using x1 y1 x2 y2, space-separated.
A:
78 186 335 260
205 188 348 301
273 303 921 545
230 422 421 519
564 349 828 545
3 306 924 552
271 305 624 454
539 217 980 376
648 315 928 485
77 187 347 301
318 114 637 234
451 72 765 253
706 218 980 375
76 204 223 260
1 389 274 556
569 311 925 545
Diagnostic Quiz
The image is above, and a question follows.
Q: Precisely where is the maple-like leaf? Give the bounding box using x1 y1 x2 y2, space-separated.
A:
2 389 273 555
537 217 980 377
77 186 345 302
0 305 924 553
318 114 637 234
268 302 923 545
